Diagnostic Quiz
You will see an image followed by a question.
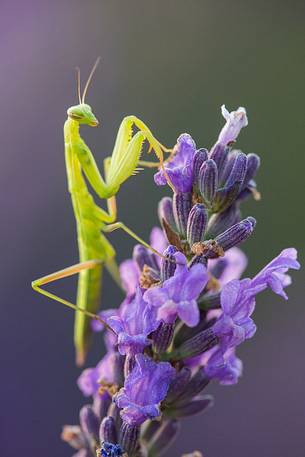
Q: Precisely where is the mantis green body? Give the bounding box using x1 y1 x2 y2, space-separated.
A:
32 61 172 365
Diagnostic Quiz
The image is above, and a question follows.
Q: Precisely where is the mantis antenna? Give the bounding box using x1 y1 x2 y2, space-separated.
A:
76 66 82 104
82 57 101 103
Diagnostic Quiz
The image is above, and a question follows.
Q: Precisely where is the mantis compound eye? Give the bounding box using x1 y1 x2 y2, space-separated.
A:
68 112 82 120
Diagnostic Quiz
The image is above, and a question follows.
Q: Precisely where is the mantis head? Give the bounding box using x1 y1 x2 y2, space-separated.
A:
67 104 99 127
68 58 101 127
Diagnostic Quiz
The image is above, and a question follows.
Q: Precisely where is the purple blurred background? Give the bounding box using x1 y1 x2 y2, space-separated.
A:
1 1 304 456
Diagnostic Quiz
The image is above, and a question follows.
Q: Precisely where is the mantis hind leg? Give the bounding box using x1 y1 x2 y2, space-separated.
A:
32 260 113 366
31 261 109 323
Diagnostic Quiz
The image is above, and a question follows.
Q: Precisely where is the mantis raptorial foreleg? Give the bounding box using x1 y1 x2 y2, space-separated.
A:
106 115 175 192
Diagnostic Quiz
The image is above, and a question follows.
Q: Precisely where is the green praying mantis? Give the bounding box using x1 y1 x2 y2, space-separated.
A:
32 59 174 365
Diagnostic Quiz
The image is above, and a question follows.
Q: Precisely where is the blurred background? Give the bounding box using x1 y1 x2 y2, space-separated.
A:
1 1 304 456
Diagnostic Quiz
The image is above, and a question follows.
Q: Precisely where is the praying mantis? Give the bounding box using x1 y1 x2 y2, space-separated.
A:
32 59 173 365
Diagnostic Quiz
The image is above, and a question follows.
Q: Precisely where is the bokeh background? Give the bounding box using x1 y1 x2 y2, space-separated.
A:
1 1 304 456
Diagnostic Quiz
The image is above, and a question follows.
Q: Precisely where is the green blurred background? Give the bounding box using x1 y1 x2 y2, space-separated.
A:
1 1 304 456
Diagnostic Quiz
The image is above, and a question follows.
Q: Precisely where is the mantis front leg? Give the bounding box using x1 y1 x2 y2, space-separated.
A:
105 115 175 193
74 115 174 200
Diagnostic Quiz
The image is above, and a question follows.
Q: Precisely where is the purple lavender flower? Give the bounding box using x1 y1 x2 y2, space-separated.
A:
204 347 243 385
106 287 159 356
154 133 196 192
217 105 248 146
113 354 175 425
77 352 120 397
144 252 208 327
250 248 300 299
208 248 300 379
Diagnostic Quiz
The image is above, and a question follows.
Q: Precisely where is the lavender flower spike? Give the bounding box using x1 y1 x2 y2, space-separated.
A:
114 354 175 425
218 105 248 145
154 133 196 192
144 252 209 327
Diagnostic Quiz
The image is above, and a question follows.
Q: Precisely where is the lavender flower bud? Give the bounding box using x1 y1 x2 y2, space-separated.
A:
173 370 210 405
79 405 99 441
215 217 256 252
133 245 154 271
147 419 180 456
119 422 139 456
193 148 208 187
186 204 208 247
209 143 228 171
99 416 118 445
198 159 218 204
213 152 247 212
206 205 241 238
160 245 178 281
173 192 192 237
171 327 218 360
243 153 260 186
166 367 192 404
158 197 176 231
225 151 247 188
166 394 213 418
213 151 247 212
218 150 238 186
107 403 122 432
93 392 112 419
239 153 261 198
152 322 175 353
